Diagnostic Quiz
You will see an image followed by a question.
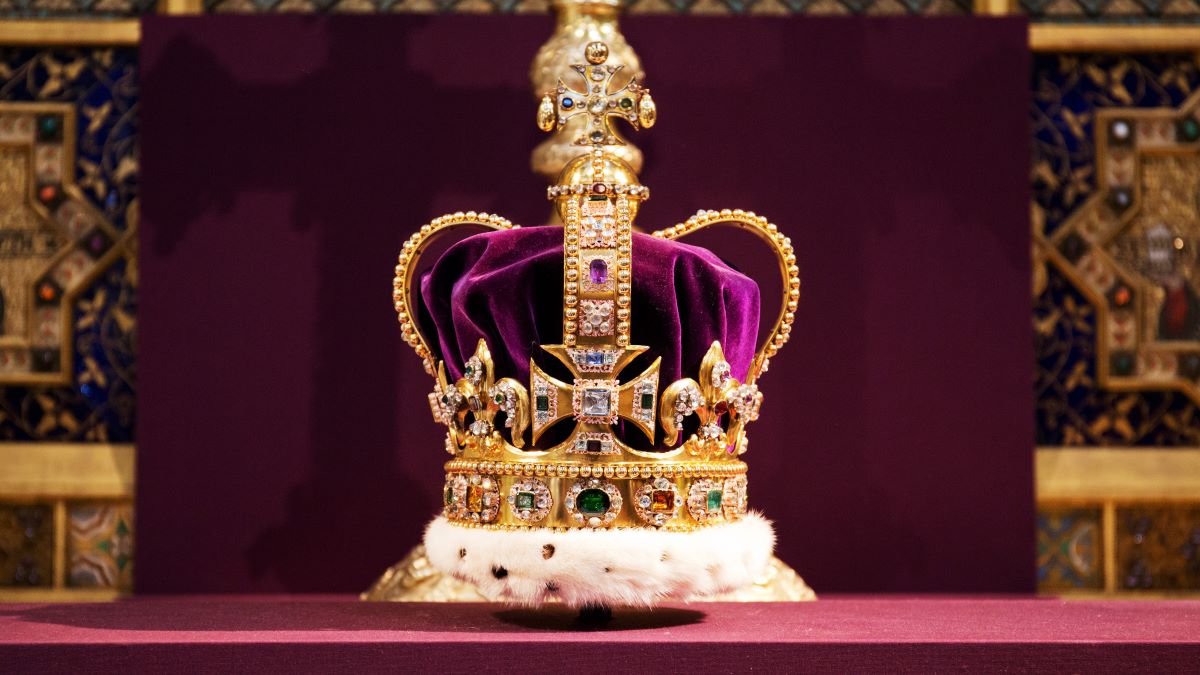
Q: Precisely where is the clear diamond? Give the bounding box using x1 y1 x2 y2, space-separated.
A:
582 388 611 417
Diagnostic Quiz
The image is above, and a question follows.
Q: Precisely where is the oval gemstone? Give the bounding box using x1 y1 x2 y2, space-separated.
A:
561 97 574 109
589 258 608 285
577 488 610 515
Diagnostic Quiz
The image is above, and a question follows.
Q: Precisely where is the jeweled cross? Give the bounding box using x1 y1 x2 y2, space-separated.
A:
529 344 660 453
538 41 656 147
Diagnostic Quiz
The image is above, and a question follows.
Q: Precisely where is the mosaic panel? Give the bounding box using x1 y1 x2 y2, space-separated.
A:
0 48 138 442
203 0 970 14
1020 0 1200 23
1034 53 1200 446
0 503 53 587
1117 505 1200 590
0 0 155 17
67 501 132 589
1037 506 1104 589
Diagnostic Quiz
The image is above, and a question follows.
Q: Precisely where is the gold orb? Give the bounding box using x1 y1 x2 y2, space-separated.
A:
585 42 609 65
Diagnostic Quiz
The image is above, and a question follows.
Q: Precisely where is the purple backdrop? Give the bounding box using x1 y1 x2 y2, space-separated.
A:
138 15 1032 593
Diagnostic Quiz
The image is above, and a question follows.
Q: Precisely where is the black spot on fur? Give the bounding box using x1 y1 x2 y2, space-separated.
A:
542 544 555 559
458 548 467 559
604 567 612 573
546 581 560 593
660 551 669 562
492 565 508 579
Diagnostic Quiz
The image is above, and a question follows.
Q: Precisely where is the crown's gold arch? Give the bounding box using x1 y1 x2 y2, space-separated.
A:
652 209 801 383
392 212 520 375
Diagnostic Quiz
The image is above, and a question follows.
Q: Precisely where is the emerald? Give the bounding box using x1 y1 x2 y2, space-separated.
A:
707 489 723 512
640 392 654 409
515 491 536 510
444 487 455 505
577 488 610 515
536 395 550 411
494 392 504 404
619 97 633 110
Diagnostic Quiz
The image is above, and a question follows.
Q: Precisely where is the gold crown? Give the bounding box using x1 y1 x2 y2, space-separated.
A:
392 43 799 533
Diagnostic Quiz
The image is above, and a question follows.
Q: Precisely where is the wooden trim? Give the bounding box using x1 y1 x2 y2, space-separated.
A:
1031 25 1200 52
973 0 1011 15
158 0 204 14
1037 447 1200 500
0 20 140 46
1101 500 1117 593
0 443 134 499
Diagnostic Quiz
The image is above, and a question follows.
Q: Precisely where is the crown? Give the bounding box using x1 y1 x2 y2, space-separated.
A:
393 43 799 605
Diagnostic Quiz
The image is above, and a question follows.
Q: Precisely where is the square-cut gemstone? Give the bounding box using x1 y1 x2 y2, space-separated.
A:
444 486 455 506
535 395 550 412
706 488 723 512
586 439 602 453
586 351 605 367
515 491 536 510
582 388 611 417
577 488 610 515
650 490 674 512
468 486 484 513
640 392 654 410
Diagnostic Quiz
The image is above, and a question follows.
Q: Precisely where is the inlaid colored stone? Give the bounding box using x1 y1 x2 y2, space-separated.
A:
515 491 535 510
586 351 605 367
585 439 602 453
640 392 654 409
620 97 633 110
651 490 674 512
468 486 484 512
445 486 455 505
536 395 550 412
589 258 608 285
582 388 611 416
1181 118 1200 141
562 97 574 109
590 130 604 143
707 488 723 512
577 488 609 515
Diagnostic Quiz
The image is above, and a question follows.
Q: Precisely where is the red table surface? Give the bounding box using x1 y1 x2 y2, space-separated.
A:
1 596 1197 673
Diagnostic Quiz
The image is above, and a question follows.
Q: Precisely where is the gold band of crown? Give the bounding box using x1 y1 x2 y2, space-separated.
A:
393 42 801 532
442 464 748 531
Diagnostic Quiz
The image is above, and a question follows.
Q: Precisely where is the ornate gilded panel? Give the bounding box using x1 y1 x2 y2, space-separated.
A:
0 502 52 587
203 0 970 14
0 0 155 17
0 48 137 442
66 501 132 589
1037 506 1104 589
1034 53 1200 446
1019 0 1200 22
1117 505 1200 590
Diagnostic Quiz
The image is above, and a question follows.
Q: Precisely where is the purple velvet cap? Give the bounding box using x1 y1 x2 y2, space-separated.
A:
417 226 761 388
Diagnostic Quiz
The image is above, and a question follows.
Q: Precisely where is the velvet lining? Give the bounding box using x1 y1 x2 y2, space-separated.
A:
417 225 761 387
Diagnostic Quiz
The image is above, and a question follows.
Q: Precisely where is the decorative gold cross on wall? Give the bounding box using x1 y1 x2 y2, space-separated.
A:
529 345 660 453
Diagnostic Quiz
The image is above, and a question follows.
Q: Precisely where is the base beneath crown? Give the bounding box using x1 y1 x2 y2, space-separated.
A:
423 512 776 607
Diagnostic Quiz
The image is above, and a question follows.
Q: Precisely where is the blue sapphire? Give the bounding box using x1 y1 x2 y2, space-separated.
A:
562 97 574 109
586 351 605 367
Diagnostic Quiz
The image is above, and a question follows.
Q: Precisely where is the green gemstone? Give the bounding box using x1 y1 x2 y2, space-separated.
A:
515 491 536 510
588 195 607 202
536 395 550 412
1183 118 1200 141
577 488 610 515
640 392 654 409
494 392 504 404
445 487 456 505
464 365 474 377
707 489 723 512
619 97 633 110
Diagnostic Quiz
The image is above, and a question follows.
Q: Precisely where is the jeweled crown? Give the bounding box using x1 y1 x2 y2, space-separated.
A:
393 43 799 532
